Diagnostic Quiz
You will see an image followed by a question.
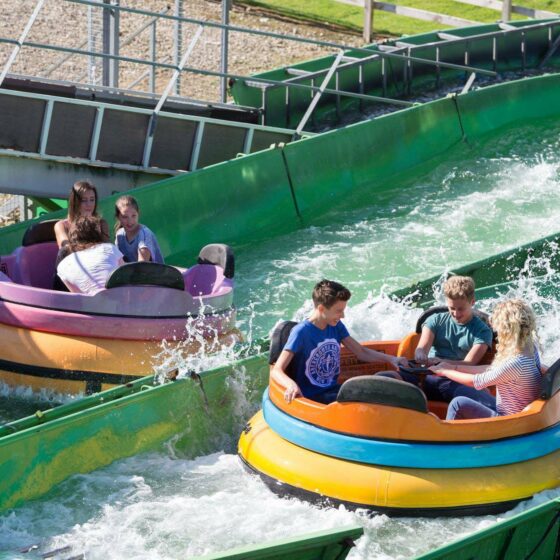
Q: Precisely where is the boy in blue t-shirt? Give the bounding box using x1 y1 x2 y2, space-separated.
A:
412 275 494 404
271 279 408 404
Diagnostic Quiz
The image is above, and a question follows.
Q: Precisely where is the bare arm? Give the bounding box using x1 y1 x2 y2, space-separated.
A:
270 350 301 403
342 336 407 369
459 343 490 365
138 246 152 262
430 344 489 367
430 365 476 387
54 220 69 248
414 326 435 364
432 361 488 374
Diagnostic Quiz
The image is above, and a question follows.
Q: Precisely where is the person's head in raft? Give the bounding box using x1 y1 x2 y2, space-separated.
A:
68 180 100 222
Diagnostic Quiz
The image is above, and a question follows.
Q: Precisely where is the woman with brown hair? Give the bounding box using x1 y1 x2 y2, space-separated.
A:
54 180 110 249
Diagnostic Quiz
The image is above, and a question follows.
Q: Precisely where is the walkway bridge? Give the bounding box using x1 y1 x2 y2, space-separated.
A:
0 77 298 202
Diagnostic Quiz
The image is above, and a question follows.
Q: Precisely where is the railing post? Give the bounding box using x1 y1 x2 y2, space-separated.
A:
102 0 120 88
502 0 512 21
220 0 230 103
150 20 157 93
364 0 374 44
174 0 183 95
142 25 204 167
294 49 345 138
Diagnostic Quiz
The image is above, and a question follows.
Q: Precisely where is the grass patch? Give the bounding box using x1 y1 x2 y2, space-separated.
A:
236 0 560 38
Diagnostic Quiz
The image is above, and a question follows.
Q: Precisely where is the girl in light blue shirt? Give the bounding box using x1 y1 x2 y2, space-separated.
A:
114 195 164 264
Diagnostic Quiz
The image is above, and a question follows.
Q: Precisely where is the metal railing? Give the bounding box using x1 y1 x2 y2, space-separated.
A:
0 87 306 175
0 0 507 128
1 1 558 131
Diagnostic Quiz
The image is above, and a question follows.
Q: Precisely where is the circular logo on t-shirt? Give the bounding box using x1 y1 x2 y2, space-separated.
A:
305 338 340 387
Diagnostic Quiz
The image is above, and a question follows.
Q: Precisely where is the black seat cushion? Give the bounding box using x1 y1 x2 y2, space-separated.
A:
105 261 185 291
22 219 58 246
541 357 560 400
337 375 429 413
415 306 449 334
269 320 298 379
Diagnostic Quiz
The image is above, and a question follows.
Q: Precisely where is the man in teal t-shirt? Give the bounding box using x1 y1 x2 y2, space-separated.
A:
412 276 494 404
424 311 492 362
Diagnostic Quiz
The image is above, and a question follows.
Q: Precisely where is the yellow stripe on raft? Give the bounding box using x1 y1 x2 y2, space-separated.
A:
0 323 235 394
239 411 560 510
0 323 176 373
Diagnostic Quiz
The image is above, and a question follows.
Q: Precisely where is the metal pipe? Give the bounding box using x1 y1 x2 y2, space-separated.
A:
154 26 204 115
149 20 157 92
44 37 88 78
102 0 119 88
174 0 183 95
142 25 204 167
294 50 345 138
87 2 101 85
0 0 46 87
280 47 496 87
220 0 230 103
539 33 560 68
435 46 440 88
460 72 477 94
77 7 168 86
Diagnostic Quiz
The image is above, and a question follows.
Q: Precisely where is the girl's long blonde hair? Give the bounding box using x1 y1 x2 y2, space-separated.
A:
492 299 538 364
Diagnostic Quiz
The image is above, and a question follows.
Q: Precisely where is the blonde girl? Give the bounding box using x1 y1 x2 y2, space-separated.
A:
431 299 547 420
114 195 164 264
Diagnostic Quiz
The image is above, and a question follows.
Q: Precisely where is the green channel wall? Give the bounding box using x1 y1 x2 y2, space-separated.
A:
230 19 560 129
414 498 560 560
0 353 268 513
282 94 463 219
391 230 560 305
192 525 363 560
1 73 560 265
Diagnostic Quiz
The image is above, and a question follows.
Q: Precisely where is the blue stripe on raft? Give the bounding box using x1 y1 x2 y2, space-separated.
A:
262 390 560 469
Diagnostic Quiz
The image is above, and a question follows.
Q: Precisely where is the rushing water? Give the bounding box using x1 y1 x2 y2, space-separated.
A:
1 119 560 558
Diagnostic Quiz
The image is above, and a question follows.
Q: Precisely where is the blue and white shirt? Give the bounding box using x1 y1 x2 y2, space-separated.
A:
473 349 542 415
283 319 350 398
115 224 164 264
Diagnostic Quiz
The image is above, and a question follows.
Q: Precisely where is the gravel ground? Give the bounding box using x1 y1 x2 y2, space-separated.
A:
0 0 363 102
